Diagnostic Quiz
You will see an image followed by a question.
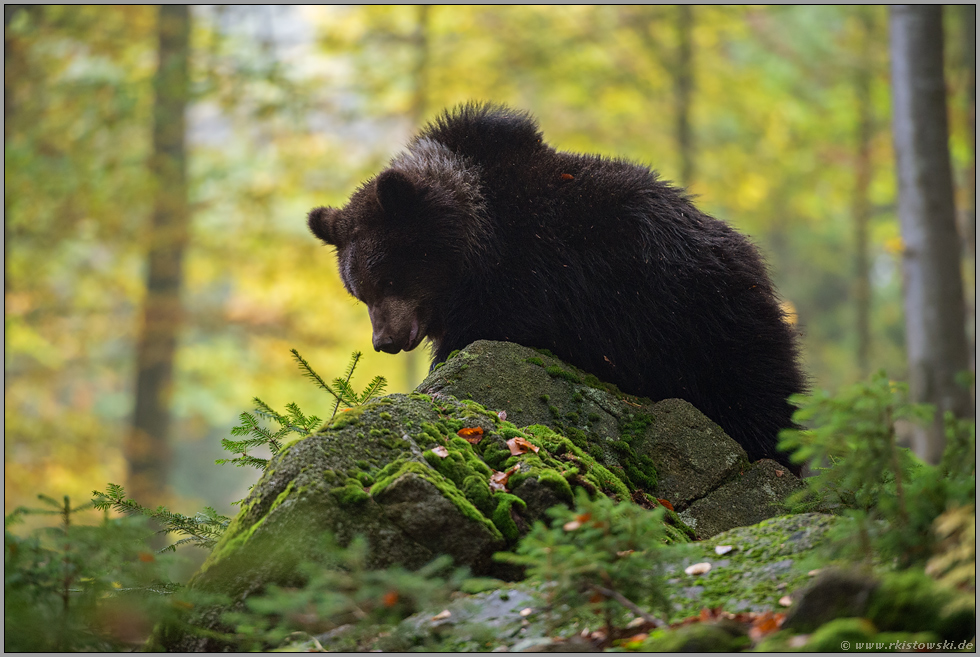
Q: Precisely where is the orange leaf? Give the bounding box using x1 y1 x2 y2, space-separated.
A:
657 498 674 511
506 436 539 455
748 611 785 641
561 173 574 180
382 590 400 608
458 426 484 444
138 552 155 563
775 469 785 477
431 446 449 458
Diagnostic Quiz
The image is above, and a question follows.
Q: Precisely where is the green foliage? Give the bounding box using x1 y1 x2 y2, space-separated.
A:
4 494 182 651
218 534 468 651
219 350 386 478
292 349 388 420
495 489 678 637
92 483 230 552
779 370 976 567
220 397 320 471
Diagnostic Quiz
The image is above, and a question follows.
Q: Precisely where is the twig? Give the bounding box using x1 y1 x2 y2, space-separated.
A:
591 585 666 628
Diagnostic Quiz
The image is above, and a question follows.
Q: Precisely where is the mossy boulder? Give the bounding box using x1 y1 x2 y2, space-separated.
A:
420 340 802 538
163 341 810 650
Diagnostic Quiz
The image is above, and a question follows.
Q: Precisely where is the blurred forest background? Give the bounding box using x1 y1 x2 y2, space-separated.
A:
4 6 975 522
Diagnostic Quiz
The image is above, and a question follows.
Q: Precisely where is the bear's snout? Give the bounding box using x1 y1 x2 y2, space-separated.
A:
368 299 423 354
373 333 401 354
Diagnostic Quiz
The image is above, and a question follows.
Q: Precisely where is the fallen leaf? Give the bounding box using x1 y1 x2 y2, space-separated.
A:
489 465 520 492
431 446 449 458
779 595 793 607
382 590 399 608
506 435 539 455
658 498 675 511
138 552 155 563
807 569 822 577
519 607 533 617
563 520 582 531
748 611 785 641
685 562 712 576
431 609 452 621
616 550 635 557
457 426 483 439
775 469 785 477
497 410 507 421
788 635 810 648
714 545 733 555
561 173 574 180
624 633 648 645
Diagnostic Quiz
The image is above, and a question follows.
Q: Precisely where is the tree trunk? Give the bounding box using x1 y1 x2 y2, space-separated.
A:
956 4 976 370
853 8 875 377
888 5 973 463
674 5 694 188
125 5 191 505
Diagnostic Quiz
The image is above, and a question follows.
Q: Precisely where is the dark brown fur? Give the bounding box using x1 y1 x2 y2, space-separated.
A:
308 102 807 471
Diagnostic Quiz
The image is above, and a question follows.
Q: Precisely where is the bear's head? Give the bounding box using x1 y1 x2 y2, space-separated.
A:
308 141 492 356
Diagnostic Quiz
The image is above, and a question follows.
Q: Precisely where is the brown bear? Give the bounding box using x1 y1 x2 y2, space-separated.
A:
308 102 807 472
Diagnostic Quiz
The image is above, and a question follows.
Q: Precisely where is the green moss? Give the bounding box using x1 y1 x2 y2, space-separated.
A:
545 365 581 384
535 470 574 504
523 425 630 500
328 404 370 430
378 412 392 420
525 357 544 366
638 623 745 652
491 493 527 542
198 481 297 574
499 426 526 440
369 460 501 540
462 474 495 516
421 422 445 442
330 482 370 506
355 459 370 469
564 426 588 449
424 448 472 487
805 618 876 652
571 391 584 403
539 394 550 403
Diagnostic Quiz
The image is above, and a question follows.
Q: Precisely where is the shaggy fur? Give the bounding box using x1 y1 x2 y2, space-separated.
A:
308 102 807 471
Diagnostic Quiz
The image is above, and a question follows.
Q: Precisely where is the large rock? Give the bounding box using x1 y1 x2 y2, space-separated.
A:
419 340 802 537
163 340 803 649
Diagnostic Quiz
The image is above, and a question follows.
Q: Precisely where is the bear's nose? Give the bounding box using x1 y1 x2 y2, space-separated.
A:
373 334 400 354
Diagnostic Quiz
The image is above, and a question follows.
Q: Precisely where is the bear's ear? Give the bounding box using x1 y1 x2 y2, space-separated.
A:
307 206 343 245
375 169 420 217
